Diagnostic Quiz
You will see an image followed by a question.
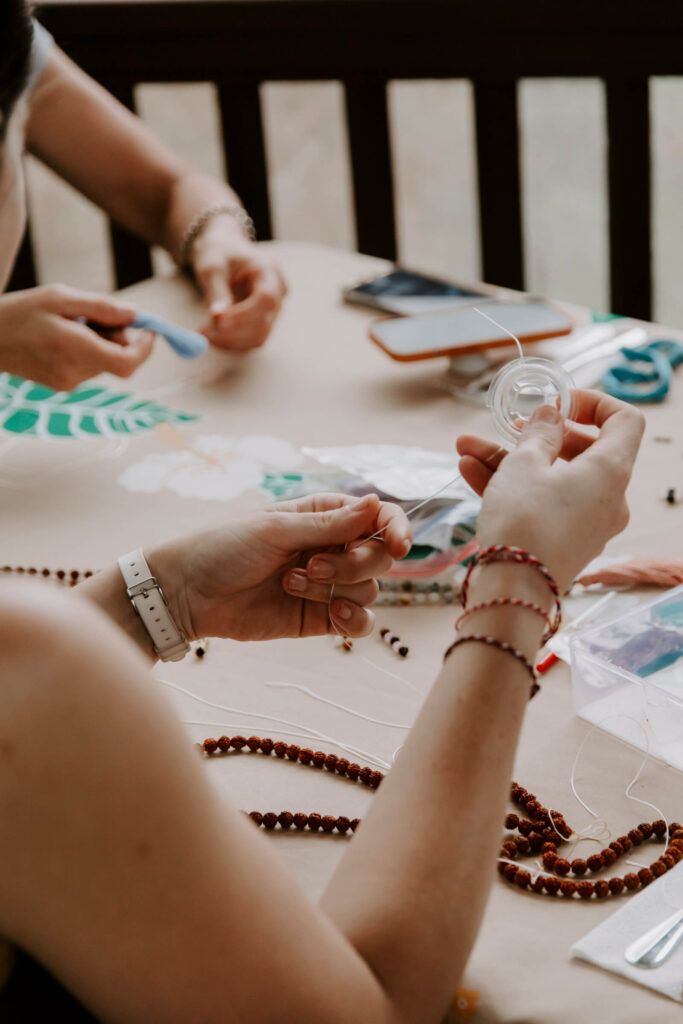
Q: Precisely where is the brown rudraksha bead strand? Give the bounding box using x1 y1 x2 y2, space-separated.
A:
202 738 683 899
200 734 383 835
1 565 95 587
499 782 683 899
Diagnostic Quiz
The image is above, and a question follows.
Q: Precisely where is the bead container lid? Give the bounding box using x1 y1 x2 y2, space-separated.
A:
486 357 575 446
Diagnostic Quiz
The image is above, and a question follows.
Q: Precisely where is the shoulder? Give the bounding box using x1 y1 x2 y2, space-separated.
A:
26 20 56 94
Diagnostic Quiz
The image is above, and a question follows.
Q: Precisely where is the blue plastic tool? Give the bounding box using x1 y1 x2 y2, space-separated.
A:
131 312 208 359
602 339 683 403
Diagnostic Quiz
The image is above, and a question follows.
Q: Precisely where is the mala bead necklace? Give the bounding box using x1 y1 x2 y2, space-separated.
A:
499 782 683 898
1 564 94 587
201 736 683 899
374 579 456 607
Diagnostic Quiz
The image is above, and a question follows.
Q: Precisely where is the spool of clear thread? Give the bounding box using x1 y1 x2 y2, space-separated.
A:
487 357 575 447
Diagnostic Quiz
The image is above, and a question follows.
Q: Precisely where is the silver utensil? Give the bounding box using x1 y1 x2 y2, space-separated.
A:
624 908 683 968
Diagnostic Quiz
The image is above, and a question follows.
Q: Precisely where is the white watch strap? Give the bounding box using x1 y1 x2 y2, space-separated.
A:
118 549 190 662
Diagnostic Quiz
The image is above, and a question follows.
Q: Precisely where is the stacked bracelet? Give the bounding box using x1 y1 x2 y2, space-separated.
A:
444 634 540 699
455 597 555 646
461 544 561 639
446 545 562 700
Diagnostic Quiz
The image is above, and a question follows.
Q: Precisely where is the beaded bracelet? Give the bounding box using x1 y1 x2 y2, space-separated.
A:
180 201 256 270
461 545 561 639
444 634 540 699
455 597 555 645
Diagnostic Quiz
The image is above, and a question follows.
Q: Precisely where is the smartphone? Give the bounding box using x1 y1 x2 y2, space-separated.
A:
369 300 574 362
344 268 488 316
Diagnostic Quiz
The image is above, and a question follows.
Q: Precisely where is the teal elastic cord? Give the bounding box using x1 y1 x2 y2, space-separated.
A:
602 339 683 403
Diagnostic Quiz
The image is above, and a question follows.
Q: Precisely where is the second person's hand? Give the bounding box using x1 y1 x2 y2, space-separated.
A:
0 285 154 390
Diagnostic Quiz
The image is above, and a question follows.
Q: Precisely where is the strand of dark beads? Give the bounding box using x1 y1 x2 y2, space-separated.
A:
1 565 94 586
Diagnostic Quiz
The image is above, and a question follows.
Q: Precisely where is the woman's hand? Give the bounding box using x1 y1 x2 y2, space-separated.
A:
0 285 154 390
149 493 411 643
191 219 287 352
456 390 645 592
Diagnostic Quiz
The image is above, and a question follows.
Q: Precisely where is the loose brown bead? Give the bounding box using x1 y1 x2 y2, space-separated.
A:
285 745 300 761
346 763 360 781
528 834 545 852
526 800 541 817
541 841 557 854
619 835 633 853
602 848 617 867
278 812 294 829
231 736 247 750
247 736 260 751
663 852 677 868
516 837 531 855
307 814 322 831
628 828 644 845
505 814 520 829
653 819 667 837
56 570 65 580
571 859 588 876
542 851 558 870
624 873 640 891
594 880 610 898
502 842 518 859
638 822 654 840
670 848 683 864
544 877 561 896
336 816 351 834
203 738 218 754
273 742 287 758
510 784 524 801
369 771 383 788
638 868 654 887
609 840 623 855
515 870 532 889
577 882 593 900
609 877 625 895
293 813 308 830
560 880 577 897
321 815 337 833
532 876 545 894
217 736 231 752
350 818 360 832
503 864 518 882
670 823 683 834
260 738 274 755
554 858 571 876
336 759 350 776
249 811 263 826
651 860 666 878
298 748 313 764
312 751 325 768
262 812 278 830
358 766 371 784
518 819 533 837
324 754 338 771
587 854 605 872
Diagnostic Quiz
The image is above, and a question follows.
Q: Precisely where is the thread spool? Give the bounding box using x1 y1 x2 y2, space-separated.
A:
487 357 575 447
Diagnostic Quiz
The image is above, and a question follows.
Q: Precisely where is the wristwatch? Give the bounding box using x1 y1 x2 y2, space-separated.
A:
118 549 190 662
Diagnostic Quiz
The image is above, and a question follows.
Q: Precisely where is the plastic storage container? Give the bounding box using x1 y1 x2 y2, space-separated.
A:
570 586 683 770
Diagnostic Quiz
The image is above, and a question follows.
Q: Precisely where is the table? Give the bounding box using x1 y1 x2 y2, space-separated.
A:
2 241 683 1022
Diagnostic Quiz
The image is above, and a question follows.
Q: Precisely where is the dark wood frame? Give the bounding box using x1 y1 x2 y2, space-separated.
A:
12 0 683 319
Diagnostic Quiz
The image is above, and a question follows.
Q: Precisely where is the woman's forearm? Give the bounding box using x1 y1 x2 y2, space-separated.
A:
26 50 243 260
321 564 549 1023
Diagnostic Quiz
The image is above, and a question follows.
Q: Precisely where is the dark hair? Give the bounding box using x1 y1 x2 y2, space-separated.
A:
0 0 33 139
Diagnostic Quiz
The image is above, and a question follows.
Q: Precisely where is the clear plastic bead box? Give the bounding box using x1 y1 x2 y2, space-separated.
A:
570 586 683 771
